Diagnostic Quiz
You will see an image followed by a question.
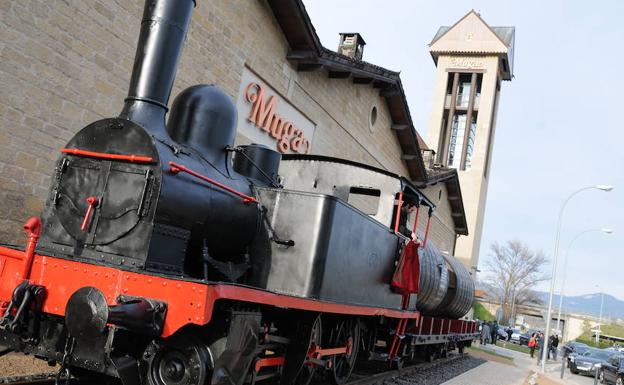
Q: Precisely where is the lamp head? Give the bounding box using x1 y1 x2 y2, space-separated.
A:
595 185 614 192
601 228 614 234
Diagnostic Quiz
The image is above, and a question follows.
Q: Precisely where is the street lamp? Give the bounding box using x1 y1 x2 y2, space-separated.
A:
541 185 614 371
555 228 613 336
510 282 520 326
595 285 605 344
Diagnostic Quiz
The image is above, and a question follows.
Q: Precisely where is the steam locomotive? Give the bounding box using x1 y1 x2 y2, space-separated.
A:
0 1 478 385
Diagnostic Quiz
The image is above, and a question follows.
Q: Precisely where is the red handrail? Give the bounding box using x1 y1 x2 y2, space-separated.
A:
168 161 258 204
411 204 420 239
393 192 404 233
423 212 432 248
61 148 154 164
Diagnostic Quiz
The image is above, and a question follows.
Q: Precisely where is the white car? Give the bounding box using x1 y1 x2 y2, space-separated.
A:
510 329 523 344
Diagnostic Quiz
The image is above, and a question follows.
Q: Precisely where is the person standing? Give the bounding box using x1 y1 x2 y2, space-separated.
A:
506 327 513 341
551 334 559 360
481 321 491 345
536 332 544 365
528 333 537 358
491 321 499 345
547 334 553 360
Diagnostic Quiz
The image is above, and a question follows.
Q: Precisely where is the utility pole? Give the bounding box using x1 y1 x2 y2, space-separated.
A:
596 290 605 344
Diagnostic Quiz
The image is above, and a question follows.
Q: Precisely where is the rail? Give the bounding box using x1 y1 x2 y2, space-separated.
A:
0 373 58 385
346 352 469 385
0 353 471 385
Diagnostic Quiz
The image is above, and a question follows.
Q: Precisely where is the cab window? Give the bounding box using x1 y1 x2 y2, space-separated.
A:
348 187 380 215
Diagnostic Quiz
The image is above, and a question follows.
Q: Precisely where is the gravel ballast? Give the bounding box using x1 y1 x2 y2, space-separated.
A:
384 355 486 385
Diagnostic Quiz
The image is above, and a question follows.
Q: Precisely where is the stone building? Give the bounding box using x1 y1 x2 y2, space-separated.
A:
425 11 515 269
0 1 467 257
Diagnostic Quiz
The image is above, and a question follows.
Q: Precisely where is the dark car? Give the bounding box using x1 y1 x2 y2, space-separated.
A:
565 342 591 366
599 354 624 385
519 331 534 346
565 341 589 352
569 349 612 376
519 329 540 346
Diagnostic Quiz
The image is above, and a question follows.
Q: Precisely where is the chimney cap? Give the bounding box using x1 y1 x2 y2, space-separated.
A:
339 32 366 46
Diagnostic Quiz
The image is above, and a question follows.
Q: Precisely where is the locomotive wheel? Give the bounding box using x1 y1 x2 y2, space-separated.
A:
328 319 360 385
147 336 212 385
292 315 322 385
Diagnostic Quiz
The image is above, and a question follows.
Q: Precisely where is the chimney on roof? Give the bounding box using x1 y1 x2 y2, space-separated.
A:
338 33 366 60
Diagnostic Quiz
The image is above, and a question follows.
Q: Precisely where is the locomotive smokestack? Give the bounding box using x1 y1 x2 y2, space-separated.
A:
120 0 195 136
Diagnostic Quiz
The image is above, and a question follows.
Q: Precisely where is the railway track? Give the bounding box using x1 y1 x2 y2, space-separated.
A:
0 373 57 385
0 353 477 385
346 353 469 385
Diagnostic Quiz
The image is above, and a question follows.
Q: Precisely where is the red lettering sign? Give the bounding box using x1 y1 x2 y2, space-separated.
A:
244 83 311 154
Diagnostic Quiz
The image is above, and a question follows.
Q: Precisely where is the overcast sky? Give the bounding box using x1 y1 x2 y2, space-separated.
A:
303 0 624 299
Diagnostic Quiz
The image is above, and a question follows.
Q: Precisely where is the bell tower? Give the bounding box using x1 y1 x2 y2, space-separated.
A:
426 11 515 270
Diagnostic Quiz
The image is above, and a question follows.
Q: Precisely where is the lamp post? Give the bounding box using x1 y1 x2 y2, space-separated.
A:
595 285 605 344
555 228 613 336
510 286 517 326
509 281 522 327
541 184 613 372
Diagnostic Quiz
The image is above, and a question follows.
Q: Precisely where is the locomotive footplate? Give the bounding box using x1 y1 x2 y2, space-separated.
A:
0 286 167 385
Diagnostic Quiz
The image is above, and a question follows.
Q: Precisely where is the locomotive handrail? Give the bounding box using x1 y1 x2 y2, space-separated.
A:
423 207 433 248
61 148 154 164
393 192 404 233
168 161 258 204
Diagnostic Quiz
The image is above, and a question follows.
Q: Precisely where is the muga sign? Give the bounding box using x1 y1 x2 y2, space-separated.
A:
237 68 315 154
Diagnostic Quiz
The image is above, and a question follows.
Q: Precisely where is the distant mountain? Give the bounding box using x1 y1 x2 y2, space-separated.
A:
536 292 624 320
475 282 624 319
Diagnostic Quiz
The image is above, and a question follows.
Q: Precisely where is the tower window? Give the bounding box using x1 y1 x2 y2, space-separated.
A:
456 73 473 108
464 115 477 170
441 72 483 170
448 114 466 168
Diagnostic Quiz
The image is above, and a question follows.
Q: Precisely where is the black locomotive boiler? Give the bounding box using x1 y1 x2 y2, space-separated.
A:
0 1 478 385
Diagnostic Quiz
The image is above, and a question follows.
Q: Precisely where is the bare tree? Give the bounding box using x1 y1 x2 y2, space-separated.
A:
483 240 549 324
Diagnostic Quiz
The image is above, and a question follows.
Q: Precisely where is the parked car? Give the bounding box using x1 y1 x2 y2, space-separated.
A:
569 349 612 376
600 354 624 385
565 342 591 367
497 326 509 340
519 329 540 346
565 341 589 354
509 328 523 344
